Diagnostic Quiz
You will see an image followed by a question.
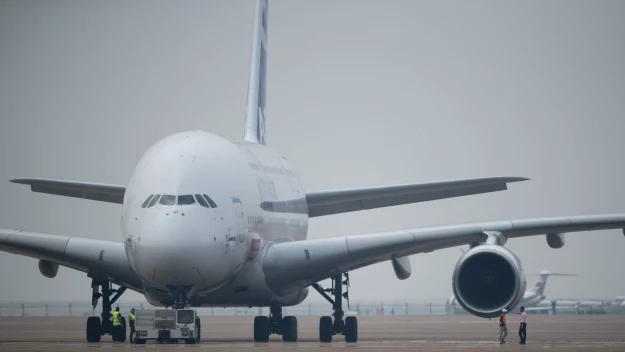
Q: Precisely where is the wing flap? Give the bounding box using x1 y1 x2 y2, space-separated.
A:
11 178 126 204
306 176 528 217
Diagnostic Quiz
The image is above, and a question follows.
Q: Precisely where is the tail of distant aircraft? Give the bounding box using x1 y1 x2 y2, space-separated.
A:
528 270 576 296
243 0 268 145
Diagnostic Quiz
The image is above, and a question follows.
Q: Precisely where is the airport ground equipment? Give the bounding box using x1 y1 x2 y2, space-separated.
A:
133 308 200 344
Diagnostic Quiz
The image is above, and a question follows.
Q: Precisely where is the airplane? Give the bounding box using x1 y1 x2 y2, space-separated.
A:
1 0 625 344
603 296 625 314
446 268 576 314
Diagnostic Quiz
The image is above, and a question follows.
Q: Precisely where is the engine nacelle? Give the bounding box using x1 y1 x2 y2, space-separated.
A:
38 260 59 278
452 245 526 318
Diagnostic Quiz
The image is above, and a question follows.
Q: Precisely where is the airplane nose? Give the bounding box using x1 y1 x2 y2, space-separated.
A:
132 211 228 289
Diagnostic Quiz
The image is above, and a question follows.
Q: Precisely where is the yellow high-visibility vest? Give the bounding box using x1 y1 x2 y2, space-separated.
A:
112 311 122 326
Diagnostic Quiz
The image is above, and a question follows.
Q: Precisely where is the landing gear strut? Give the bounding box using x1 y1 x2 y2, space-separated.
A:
312 273 358 343
253 304 298 342
86 279 127 343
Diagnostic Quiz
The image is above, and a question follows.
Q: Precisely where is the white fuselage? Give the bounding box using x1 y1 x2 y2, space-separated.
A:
121 131 309 306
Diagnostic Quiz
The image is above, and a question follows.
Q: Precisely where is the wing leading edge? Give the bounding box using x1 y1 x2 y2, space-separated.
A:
11 178 126 204
305 176 529 217
0 229 142 292
262 214 625 295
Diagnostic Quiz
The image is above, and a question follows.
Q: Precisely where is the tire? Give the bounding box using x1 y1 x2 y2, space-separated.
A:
319 316 333 342
119 317 127 342
282 316 298 342
86 316 102 342
253 316 270 342
345 316 358 343
135 339 146 345
195 316 201 342
185 338 196 344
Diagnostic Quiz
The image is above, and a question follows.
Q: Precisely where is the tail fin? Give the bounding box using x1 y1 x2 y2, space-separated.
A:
529 270 577 295
243 0 268 145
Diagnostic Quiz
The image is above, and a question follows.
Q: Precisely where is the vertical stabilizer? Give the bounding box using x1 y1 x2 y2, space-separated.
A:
243 0 268 145
529 270 576 295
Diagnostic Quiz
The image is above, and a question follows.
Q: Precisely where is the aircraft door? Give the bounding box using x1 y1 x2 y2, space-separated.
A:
231 198 247 242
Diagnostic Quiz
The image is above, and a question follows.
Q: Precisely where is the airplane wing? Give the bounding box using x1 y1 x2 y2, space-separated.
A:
10 178 126 204
0 229 143 292
305 176 528 217
12 176 527 214
263 214 625 295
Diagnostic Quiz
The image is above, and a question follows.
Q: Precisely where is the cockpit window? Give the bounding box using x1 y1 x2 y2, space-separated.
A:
159 195 176 206
141 195 154 208
195 194 209 208
203 194 217 208
178 195 195 205
147 194 161 208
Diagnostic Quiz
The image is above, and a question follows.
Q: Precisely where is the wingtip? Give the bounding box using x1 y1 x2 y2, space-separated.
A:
508 177 531 183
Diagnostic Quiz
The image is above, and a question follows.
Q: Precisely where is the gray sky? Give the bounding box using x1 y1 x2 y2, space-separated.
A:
1 0 625 304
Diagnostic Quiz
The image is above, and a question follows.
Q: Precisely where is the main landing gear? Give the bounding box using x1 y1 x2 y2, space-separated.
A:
252 273 358 343
86 279 127 343
253 304 298 342
312 273 358 343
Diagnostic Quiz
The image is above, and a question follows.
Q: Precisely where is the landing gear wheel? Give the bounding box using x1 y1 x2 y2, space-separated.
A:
312 273 354 343
195 316 201 342
344 316 358 343
319 316 333 342
254 316 270 342
119 317 127 342
86 317 102 342
282 316 298 342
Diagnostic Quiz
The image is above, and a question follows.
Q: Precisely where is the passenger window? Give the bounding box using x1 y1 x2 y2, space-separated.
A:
178 195 195 205
147 194 161 208
141 195 154 208
195 194 209 208
159 195 176 206
203 195 217 208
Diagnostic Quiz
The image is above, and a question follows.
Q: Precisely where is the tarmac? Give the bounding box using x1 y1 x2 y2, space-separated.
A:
0 314 624 351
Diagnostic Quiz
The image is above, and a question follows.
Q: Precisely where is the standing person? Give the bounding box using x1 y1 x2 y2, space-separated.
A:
110 307 122 342
518 306 527 344
499 309 508 344
128 308 136 343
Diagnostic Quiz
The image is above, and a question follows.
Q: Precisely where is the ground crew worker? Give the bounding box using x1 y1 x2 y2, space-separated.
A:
111 307 123 342
499 308 508 344
518 306 527 344
128 308 136 343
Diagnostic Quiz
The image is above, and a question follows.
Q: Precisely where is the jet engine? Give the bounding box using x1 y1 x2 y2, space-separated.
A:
451 245 526 318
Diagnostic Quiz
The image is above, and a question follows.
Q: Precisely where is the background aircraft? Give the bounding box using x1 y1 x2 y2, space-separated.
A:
1 0 625 344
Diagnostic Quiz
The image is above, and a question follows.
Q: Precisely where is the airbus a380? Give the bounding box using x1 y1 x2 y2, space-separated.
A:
1 0 625 344
446 270 576 314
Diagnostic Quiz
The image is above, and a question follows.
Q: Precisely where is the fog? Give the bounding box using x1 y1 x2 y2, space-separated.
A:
1 0 624 304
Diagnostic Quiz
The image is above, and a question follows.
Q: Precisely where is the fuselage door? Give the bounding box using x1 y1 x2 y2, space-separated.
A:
231 197 247 241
